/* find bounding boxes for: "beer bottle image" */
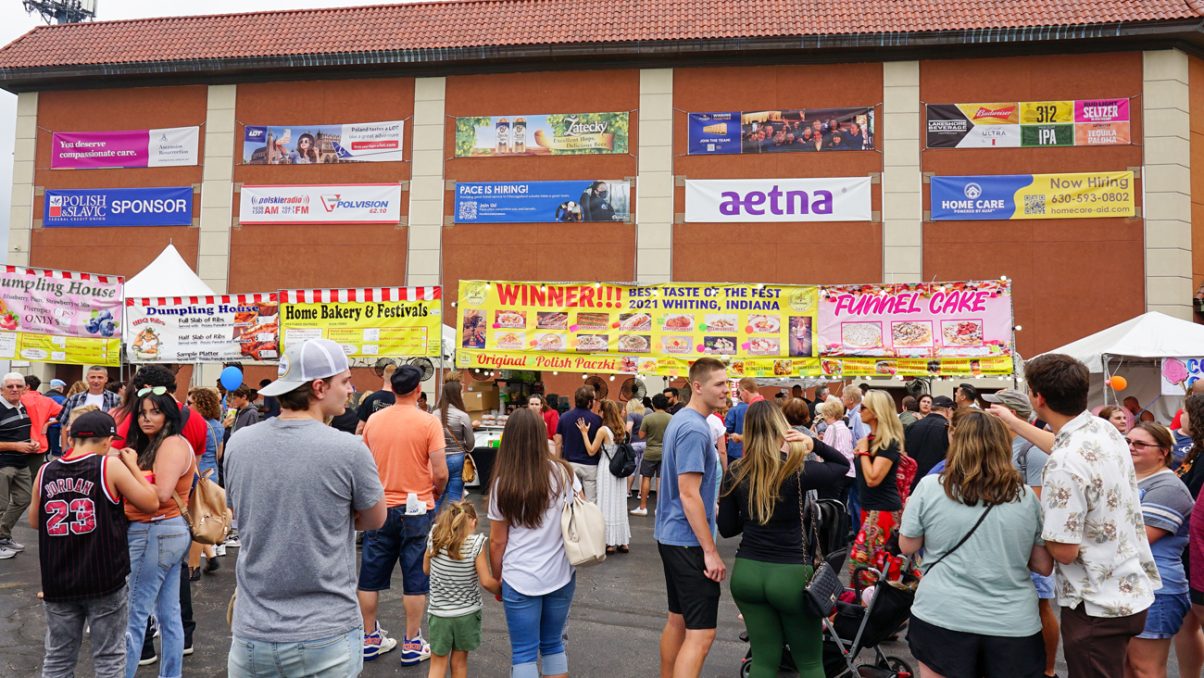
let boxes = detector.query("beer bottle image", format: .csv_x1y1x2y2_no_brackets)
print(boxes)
496,117,510,154
513,117,527,154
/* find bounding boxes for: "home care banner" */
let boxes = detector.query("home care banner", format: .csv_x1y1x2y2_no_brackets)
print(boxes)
239,184,403,225
684,178,872,222
930,172,1135,220
688,107,875,155
454,180,630,223
926,99,1131,148
454,113,629,157
125,294,279,363
279,287,441,362
44,187,193,228
0,265,123,366
241,120,404,164
51,127,200,169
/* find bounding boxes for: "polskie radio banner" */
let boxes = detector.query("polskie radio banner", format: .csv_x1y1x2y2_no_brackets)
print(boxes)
51,126,200,169
454,180,630,224
0,265,123,366
930,171,1135,221
688,107,874,155
241,120,404,164
279,287,442,362
239,184,403,225
925,99,1131,149
125,294,279,364
454,113,629,157
684,177,871,222
44,187,193,228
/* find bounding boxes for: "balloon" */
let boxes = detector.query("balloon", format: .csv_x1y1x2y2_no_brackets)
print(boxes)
1107,375,1128,391
220,366,244,391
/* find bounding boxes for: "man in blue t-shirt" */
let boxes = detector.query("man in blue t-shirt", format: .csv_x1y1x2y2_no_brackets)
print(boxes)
555,385,602,502
724,378,764,465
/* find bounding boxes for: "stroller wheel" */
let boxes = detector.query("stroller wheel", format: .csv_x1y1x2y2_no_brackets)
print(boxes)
886,656,913,677
739,658,752,678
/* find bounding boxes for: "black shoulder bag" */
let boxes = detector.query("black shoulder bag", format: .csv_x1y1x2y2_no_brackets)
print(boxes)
799,472,842,617
921,503,996,574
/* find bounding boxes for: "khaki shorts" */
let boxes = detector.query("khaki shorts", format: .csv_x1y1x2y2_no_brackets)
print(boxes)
428,610,482,655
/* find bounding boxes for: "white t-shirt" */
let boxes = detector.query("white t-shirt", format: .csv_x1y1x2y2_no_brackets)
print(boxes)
84,393,104,409
488,463,581,596
707,413,725,450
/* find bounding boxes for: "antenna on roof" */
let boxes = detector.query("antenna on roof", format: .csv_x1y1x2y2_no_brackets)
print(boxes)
23,0,96,24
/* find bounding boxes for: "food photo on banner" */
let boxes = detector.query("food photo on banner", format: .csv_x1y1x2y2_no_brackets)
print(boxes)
684,177,872,222
925,98,1131,149
454,180,630,224
43,187,193,228
454,112,629,157
930,171,1135,220
241,120,404,164
124,294,279,363
0,265,123,366
50,126,200,169
687,107,874,155
239,184,403,225
278,287,441,363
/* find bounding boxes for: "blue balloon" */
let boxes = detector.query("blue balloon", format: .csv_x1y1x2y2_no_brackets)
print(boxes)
220,366,243,392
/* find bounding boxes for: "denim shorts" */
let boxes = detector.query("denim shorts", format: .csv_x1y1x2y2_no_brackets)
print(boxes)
1030,571,1056,600
1138,592,1191,639
358,507,432,594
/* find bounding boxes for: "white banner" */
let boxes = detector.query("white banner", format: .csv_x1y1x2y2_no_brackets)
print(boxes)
239,184,403,224
684,177,872,222
147,126,201,167
125,294,279,363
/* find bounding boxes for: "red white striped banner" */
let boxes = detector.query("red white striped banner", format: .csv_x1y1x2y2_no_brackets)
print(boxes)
280,287,441,304
3,264,122,285
126,293,277,307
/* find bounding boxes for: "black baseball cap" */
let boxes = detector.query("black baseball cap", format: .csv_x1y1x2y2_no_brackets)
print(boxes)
70,410,117,439
931,395,956,409
390,364,423,395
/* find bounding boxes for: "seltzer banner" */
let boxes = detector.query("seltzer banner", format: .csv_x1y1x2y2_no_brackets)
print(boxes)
44,187,193,228
125,294,279,363
455,113,629,157
454,180,630,224
684,178,872,222
239,184,402,225
688,107,875,155
930,172,1136,221
0,265,123,366
51,127,200,169
926,99,1131,149
279,287,442,362
242,120,404,164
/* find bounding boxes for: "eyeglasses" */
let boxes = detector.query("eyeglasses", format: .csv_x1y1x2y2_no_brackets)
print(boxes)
1125,439,1160,450
137,386,168,397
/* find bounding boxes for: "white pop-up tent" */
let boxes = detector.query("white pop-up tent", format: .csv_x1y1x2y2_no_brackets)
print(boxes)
1042,311,1204,421
123,244,214,299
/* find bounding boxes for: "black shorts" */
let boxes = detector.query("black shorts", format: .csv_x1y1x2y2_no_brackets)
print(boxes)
658,543,720,630
1192,588,1204,606
641,459,661,478
908,615,1044,678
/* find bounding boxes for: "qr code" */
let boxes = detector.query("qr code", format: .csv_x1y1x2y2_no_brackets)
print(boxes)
1023,194,1045,215
458,200,478,221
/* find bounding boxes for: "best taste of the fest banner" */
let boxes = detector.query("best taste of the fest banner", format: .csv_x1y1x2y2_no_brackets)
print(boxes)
241,121,404,164
0,266,123,366
926,99,1131,148
931,171,1135,221
51,127,200,169
454,113,629,157
125,294,279,363
279,287,441,362
688,107,875,155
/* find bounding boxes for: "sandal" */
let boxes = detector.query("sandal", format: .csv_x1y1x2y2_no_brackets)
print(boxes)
605,546,617,555
617,545,630,554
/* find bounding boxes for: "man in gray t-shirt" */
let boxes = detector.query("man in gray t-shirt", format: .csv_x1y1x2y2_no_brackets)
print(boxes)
225,339,386,676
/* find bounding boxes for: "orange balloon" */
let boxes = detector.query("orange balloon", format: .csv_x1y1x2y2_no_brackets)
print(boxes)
1109,376,1128,391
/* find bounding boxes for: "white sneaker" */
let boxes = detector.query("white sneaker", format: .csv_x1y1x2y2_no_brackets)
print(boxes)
0,546,16,560
215,543,227,557
0,537,24,552
629,507,648,516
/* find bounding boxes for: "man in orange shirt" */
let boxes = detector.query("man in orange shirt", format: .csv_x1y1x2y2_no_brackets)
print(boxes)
20,375,62,472
358,364,448,666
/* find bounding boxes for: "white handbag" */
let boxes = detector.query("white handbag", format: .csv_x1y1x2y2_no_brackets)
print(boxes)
561,494,607,567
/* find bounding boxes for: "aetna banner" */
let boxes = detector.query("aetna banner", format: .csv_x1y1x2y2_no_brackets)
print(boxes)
684,177,872,223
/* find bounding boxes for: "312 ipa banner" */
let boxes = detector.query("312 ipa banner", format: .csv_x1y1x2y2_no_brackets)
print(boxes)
51,127,200,169
688,107,874,155
926,99,1131,148
0,265,123,366
454,113,629,157
279,287,442,362
125,294,279,363
241,120,404,164
930,172,1135,221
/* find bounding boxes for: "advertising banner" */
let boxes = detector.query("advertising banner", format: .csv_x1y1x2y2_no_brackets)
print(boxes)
0,265,123,366
279,287,441,362
125,294,279,363
239,184,403,225
930,172,1135,221
241,120,404,164
688,107,875,155
926,98,1130,148
44,187,193,228
454,113,629,157
454,180,630,224
51,127,200,169
684,177,872,222
1161,358,1204,396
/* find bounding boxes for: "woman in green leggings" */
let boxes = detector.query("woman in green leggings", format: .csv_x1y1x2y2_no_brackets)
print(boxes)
718,400,852,678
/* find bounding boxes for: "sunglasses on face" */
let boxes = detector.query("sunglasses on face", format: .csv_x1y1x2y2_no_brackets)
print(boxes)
137,386,168,397
1125,438,1160,450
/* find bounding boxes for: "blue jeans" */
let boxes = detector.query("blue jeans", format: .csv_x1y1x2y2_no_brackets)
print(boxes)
501,575,575,678
435,453,466,515
125,517,190,678
228,627,363,678
358,508,432,594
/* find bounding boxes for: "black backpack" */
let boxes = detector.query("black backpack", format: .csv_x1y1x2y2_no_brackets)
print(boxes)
605,439,639,478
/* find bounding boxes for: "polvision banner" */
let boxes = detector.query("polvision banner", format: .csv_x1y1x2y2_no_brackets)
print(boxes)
926,99,1131,148
0,265,123,366
51,127,200,169
279,287,441,362
688,107,874,155
239,184,403,225
44,187,193,228
454,113,629,157
454,180,630,224
241,120,404,164
125,294,279,363
684,178,872,222
930,172,1135,221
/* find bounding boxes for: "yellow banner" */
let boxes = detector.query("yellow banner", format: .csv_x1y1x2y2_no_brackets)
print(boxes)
1019,101,1074,125
11,333,121,367
280,297,442,362
1011,171,1135,220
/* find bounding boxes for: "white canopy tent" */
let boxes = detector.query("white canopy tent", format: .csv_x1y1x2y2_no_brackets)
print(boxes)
123,244,214,299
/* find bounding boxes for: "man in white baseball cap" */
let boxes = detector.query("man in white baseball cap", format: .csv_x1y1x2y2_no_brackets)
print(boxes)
223,339,386,676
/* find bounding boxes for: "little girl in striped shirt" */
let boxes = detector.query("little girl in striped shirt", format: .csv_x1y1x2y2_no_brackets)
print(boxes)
423,501,500,678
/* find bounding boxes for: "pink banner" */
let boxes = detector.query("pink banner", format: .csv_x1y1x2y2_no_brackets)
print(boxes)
1074,98,1129,123
51,126,200,169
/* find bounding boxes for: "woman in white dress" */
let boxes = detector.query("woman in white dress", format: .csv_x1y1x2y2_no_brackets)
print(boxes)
576,399,632,553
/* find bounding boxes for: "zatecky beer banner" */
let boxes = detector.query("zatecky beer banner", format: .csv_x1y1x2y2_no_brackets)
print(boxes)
454,113,629,157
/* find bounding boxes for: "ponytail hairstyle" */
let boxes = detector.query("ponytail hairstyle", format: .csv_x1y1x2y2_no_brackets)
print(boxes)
429,501,478,560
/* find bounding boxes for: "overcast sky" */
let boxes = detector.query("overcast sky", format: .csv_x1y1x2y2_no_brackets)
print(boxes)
0,0,388,258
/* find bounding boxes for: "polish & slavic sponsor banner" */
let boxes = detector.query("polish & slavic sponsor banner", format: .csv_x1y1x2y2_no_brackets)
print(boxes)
239,184,402,225
125,294,279,363
930,172,1135,221
687,107,875,155
454,180,630,224
51,127,200,169
241,121,404,164
0,265,123,366
684,177,872,222
279,287,441,362
454,113,629,157
44,187,193,228
926,98,1130,149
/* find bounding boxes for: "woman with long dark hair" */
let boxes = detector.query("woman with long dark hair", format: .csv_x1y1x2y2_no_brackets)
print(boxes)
1177,394,1204,677
578,399,632,553
437,380,475,515
488,409,579,678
